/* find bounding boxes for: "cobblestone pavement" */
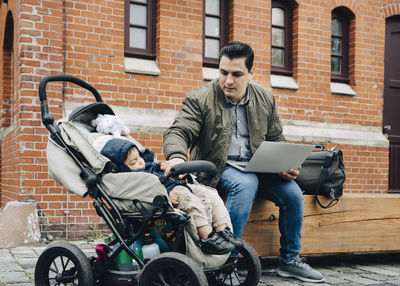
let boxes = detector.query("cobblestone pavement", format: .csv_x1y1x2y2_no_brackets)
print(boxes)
260,252,400,285
0,239,399,285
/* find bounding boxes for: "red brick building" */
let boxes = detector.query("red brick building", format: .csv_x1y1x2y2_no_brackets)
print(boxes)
0,0,398,240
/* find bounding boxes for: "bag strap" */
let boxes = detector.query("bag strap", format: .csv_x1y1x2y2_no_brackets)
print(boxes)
315,148,339,208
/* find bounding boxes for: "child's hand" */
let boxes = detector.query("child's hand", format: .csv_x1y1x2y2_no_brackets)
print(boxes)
168,190,179,206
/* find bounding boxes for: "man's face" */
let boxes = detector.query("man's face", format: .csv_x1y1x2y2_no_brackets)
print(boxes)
124,147,145,171
219,55,252,104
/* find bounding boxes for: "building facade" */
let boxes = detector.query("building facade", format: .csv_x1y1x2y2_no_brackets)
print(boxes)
0,0,398,239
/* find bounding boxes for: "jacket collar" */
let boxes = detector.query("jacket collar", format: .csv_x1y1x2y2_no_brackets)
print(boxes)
213,79,252,108
223,89,249,106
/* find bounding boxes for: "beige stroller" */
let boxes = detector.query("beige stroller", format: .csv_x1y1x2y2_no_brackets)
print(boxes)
34,75,261,286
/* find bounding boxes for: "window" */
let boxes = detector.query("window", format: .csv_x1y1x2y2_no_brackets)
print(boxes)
271,0,293,75
2,11,14,128
331,8,350,82
203,0,229,67
124,0,156,59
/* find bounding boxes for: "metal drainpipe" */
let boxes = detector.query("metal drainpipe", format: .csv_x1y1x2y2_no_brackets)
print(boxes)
62,0,69,241
65,192,70,240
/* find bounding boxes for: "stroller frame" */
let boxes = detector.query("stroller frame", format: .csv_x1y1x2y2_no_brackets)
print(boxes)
34,74,261,286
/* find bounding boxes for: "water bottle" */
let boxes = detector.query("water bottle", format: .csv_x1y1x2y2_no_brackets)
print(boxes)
130,236,144,261
112,234,136,271
104,235,111,244
148,228,169,253
115,250,136,271
142,232,160,262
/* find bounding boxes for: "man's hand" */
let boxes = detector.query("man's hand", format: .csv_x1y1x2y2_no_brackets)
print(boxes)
279,166,301,181
160,158,185,174
168,190,180,206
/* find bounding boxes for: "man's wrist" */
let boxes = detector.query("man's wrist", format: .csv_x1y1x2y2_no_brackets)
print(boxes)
168,154,187,162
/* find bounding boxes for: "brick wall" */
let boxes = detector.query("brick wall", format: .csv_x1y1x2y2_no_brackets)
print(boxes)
274,0,388,193
0,0,392,239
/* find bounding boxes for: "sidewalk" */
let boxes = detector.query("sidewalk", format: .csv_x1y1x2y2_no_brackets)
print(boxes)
0,239,400,285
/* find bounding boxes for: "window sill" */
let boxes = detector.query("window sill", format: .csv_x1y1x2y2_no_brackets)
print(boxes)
124,57,160,76
202,67,219,81
282,119,388,148
330,82,355,96
270,74,299,90
64,102,176,134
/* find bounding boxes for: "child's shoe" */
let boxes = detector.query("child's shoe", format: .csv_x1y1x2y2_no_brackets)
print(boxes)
217,227,243,247
201,231,235,255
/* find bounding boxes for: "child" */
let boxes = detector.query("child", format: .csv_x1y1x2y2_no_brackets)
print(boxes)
99,137,241,255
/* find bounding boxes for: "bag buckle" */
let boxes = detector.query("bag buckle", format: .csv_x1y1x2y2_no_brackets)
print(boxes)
330,189,336,199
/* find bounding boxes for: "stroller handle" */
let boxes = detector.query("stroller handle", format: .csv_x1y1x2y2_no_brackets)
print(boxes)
170,160,217,180
39,74,102,102
38,75,102,133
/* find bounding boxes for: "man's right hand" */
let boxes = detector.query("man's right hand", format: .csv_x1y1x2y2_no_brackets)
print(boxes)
161,158,185,174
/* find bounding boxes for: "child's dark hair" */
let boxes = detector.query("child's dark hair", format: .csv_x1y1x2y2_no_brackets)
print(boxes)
218,41,254,72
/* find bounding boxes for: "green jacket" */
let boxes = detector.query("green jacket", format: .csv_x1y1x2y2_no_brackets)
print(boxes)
163,79,285,187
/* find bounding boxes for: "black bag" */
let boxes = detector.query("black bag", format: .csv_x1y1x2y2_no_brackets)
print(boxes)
296,145,346,208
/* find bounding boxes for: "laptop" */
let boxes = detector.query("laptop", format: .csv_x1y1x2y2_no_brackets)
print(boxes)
227,141,315,173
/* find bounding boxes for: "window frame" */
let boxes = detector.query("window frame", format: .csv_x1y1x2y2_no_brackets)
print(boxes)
124,0,156,59
202,0,229,68
271,0,293,76
331,8,350,83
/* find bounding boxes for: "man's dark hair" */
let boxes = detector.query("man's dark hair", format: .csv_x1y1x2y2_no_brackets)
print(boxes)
218,41,254,72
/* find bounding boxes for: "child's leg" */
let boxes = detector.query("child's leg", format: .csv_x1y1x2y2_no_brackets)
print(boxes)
197,225,212,240
171,185,212,240
171,185,235,254
189,184,243,247
189,184,231,231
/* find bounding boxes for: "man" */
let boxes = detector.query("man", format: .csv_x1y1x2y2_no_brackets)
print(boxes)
161,41,325,283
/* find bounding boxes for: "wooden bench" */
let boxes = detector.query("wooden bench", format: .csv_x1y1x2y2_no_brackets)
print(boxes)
242,194,400,256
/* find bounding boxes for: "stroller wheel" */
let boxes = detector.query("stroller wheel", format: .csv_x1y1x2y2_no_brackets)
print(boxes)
138,252,208,286
35,241,94,286
208,240,261,286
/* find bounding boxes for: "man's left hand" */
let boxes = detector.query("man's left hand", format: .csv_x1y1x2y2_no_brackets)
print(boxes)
279,166,301,181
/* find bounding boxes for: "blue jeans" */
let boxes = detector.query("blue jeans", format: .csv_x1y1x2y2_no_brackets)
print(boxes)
217,166,304,261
